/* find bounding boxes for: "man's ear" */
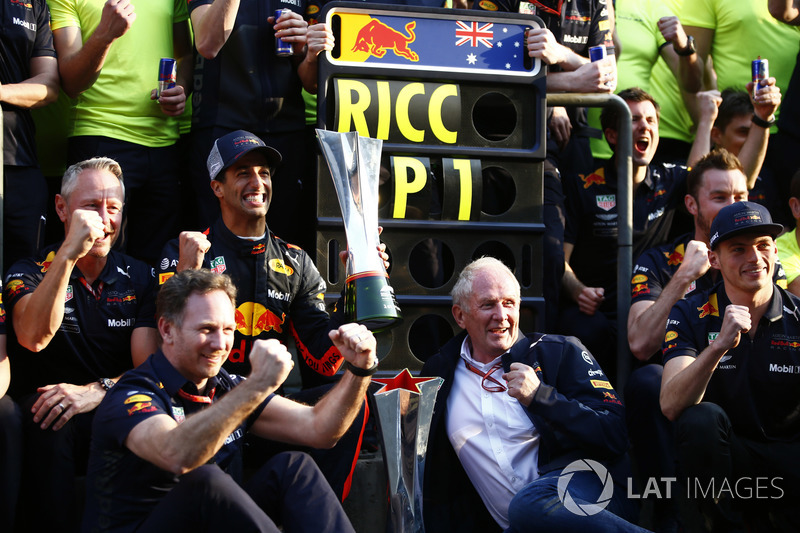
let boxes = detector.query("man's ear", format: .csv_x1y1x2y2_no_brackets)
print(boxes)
709,250,721,271
55,194,69,223
210,179,224,199
452,305,466,329
710,126,723,148
789,197,800,220
685,193,698,216
158,316,174,345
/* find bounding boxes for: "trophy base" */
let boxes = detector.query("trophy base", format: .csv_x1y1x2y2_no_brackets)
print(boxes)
345,272,403,332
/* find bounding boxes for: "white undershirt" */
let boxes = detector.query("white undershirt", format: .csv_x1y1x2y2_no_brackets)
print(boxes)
446,336,540,529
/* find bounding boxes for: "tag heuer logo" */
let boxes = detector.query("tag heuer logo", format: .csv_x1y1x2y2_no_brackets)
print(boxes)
596,195,616,211
65,285,73,302
210,256,226,274
708,332,719,345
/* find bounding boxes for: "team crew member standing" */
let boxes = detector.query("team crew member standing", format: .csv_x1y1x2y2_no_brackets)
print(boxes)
83,269,375,532
0,0,59,270
3,157,159,532
661,201,800,530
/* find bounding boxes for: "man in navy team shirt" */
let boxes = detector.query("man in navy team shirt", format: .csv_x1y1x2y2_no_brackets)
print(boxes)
82,269,376,532
661,201,800,530
2,157,159,531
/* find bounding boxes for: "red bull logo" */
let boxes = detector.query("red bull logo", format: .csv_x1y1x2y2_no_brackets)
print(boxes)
665,244,685,266
352,19,419,61
234,302,285,336
697,294,719,318
36,251,56,273
580,171,605,188
127,402,155,416
632,283,649,297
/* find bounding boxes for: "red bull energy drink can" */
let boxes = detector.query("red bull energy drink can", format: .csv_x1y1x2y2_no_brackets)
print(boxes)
752,57,769,97
157,58,176,98
589,45,606,62
274,9,292,57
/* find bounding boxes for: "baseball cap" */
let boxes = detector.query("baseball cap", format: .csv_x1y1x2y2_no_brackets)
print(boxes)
207,130,282,181
709,201,783,250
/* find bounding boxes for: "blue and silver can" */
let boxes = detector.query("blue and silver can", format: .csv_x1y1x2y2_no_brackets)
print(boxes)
275,9,292,57
752,57,769,97
157,58,176,99
589,45,606,62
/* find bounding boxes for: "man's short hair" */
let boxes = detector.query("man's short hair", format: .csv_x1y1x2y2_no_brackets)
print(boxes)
600,87,661,133
686,148,744,199
61,157,126,203
451,257,519,311
715,89,753,132
157,270,238,327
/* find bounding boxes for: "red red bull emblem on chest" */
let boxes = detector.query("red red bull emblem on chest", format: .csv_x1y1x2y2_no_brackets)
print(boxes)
665,244,685,266
352,19,419,61
580,170,605,188
234,302,286,336
697,294,719,318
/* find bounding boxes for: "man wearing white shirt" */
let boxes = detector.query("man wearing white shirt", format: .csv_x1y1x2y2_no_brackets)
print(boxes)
420,257,646,532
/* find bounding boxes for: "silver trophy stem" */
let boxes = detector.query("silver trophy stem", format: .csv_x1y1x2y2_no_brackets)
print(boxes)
373,375,443,533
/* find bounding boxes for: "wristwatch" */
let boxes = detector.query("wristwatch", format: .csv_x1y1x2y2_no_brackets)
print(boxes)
98,377,116,391
674,35,696,57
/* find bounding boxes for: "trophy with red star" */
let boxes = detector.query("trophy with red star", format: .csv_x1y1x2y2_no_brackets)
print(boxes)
372,369,443,532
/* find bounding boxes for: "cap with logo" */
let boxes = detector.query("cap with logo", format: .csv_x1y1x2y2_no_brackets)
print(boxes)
207,130,282,181
708,201,783,250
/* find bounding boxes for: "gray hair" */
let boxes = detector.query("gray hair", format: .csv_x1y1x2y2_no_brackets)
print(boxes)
61,157,125,202
451,257,519,311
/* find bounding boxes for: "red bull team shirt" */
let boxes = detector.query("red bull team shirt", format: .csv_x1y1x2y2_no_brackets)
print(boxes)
662,283,800,442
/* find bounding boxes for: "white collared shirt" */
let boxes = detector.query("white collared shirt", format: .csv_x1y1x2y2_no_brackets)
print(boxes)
446,336,540,528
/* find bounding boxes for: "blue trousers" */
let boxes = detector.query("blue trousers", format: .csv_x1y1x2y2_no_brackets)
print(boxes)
506,467,648,533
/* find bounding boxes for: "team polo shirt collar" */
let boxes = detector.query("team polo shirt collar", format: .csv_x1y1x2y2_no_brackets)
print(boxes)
604,159,656,190
213,217,270,257
69,249,130,288
149,349,221,399
715,283,787,326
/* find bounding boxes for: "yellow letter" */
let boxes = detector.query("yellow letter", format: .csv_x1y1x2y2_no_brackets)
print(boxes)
452,159,473,220
392,157,428,218
396,83,425,142
336,79,371,136
429,84,458,144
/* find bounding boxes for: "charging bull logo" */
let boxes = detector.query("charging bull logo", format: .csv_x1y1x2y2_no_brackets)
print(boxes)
234,302,285,336
664,244,685,266
36,251,56,273
580,170,605,188
697,293,719,318
352,19,419,61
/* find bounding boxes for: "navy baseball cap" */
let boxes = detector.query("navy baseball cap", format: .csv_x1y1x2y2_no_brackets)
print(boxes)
709,201,783,250
207,130,282,181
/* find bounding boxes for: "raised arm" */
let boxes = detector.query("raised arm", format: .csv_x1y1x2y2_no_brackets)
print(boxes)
126,338,292,474
628,241,711,360
661,304,750,421
298,22,334,94
53,0,136,98
12,209,106,351
687,90,721,168
562,243,605,316
251,323,376,448
658,16,703,94
738,78,781,189
190,0,240,59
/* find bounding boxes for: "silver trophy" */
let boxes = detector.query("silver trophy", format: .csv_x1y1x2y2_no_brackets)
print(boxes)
316,129,402,331
373,370,443,533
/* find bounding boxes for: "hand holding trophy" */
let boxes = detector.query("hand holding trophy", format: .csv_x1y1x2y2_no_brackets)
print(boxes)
317,129,402,331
